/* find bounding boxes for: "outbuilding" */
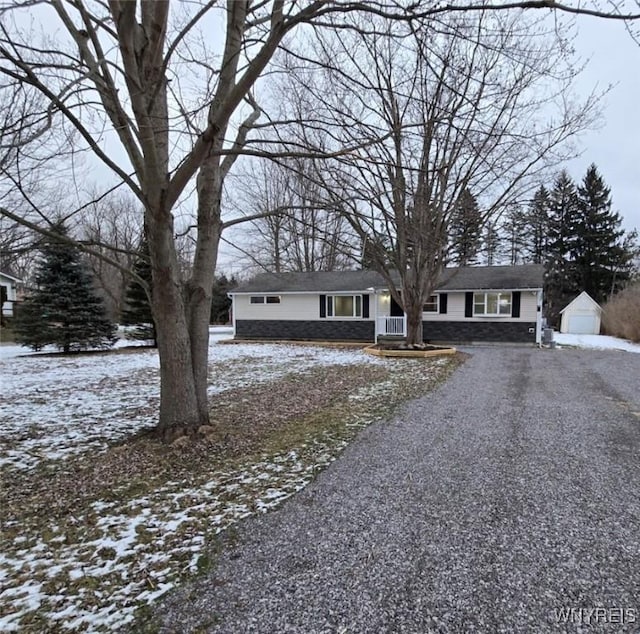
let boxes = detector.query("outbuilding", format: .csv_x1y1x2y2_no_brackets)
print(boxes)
559,291,602,334
0,271,22,319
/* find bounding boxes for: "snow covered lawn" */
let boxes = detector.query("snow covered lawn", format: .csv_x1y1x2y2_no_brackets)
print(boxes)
554,332,640,353
0,331,460,632
0,328,382,471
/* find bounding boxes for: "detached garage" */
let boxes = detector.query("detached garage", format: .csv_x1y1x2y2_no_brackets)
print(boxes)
559,291,602,334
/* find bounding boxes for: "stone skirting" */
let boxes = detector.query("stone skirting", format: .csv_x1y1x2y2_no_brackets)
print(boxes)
234,319,536,343
423,321,537,344
234,319,375,341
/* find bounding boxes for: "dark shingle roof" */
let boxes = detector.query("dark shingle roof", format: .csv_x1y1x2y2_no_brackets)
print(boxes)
437,264,544,291
230,265,544,294
230,270,385,293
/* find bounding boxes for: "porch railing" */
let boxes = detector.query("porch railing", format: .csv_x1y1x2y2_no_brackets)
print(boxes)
377,316,406,337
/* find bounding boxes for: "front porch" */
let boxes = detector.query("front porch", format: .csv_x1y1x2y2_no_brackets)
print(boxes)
374,292,406,340
376,315,407,338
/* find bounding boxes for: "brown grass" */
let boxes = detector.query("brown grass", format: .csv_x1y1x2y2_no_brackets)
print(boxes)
601,283,640,343
1,352,467,632
2,356,465,527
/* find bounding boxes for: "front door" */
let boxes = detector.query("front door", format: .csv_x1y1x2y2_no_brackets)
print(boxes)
390,296,404,317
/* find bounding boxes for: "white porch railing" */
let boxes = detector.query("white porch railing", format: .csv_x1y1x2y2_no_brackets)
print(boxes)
377,315,406,337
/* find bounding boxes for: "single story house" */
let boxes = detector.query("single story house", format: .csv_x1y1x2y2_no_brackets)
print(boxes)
229,264,544,345
0,271,22,318
559,291,602,335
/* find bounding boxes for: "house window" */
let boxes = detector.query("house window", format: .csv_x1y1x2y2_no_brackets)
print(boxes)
473,292,511,316
423,294,438,313
250,295,281,304
327,295,362,318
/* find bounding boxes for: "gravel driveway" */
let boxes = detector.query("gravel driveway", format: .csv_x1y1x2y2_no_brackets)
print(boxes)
153,348,640,633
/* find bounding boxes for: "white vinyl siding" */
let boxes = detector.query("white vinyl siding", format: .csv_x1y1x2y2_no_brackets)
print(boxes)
235,290,539,323
235,293,373,321
1,274,19,317
420,292,537,322
559,291,601,334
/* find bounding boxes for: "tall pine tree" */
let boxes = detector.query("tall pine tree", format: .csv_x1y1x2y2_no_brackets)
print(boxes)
501,204,528,265
523,185,550,264
544,170,580,326
14,222,117,352
481,221,501,266
448,189,482,266
571,164,630,304
121,236,156,346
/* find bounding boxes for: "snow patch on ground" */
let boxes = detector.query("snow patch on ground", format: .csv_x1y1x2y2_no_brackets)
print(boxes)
0,405,380,632
0,327,434,631
0,325,234,361
554,333,640,353
0,331,379,470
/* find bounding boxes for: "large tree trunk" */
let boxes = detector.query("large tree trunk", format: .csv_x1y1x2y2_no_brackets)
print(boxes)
185,158,224,424
132,5,205,441
147,205,202,441
405,300,424,345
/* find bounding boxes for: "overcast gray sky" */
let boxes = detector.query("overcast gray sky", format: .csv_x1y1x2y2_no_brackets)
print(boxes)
568,17,639,232
219,15,640,273
14,3,637,275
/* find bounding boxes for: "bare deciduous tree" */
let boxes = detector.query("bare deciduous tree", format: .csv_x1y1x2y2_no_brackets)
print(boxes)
0,217,38,281
78,191,143,320
232,158,356,273
286,10,601,343
1,1,638,436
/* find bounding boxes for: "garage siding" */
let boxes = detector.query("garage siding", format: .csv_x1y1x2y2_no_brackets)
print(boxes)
560,292,601,335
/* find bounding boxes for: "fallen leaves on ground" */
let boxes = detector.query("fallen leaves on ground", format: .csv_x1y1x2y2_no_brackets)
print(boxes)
0,346,464,632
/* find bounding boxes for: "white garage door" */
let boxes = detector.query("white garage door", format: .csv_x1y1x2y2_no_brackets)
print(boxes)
568,314,597,334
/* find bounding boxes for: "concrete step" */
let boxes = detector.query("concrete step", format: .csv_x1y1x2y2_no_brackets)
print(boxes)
377,335,407,343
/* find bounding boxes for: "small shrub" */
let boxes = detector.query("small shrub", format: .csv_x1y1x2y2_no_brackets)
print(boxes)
601,283,640,343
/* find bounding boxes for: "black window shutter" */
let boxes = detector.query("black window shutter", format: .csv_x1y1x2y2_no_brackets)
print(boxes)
439,293,448,314
465,292,473,318
512,291,521,318
319,295,326,318
362,294,369,318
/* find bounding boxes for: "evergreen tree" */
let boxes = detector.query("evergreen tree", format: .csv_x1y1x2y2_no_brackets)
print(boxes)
448,189,482,266
361,234,394,270
523,185,550,264
14,223,117,352
211,274,236,324
544,170,581,325
500,204,528,265
13,300,50,350
121,236,156,346
481,221,501,266
571,164,631,303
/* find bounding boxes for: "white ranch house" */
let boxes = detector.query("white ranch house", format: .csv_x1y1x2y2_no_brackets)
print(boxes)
229,265,544,345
